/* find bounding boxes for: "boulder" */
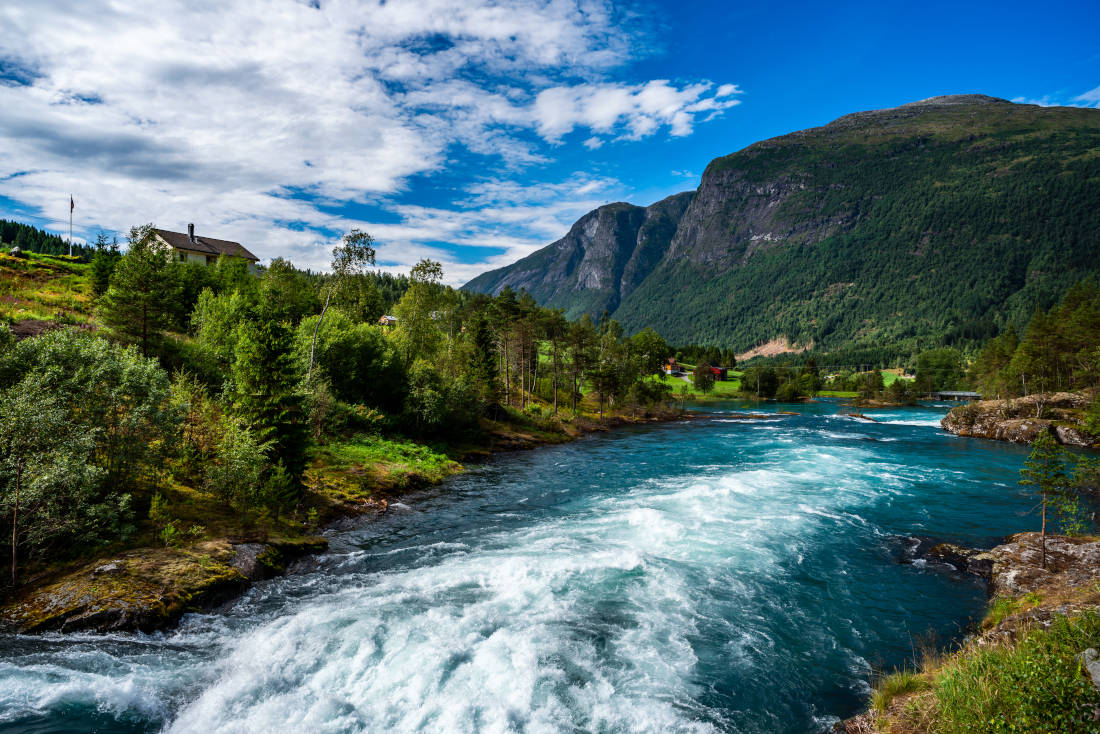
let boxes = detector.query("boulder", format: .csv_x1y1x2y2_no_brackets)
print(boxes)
925,543,994,578
987,533,1100,598
941,392,1096,446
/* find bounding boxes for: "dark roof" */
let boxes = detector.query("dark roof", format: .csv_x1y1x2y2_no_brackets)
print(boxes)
154,228,258,261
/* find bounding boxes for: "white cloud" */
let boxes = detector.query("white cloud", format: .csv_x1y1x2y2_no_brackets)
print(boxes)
1072,85,1100,107
0,0,741,282
1012,85,1100,109
533,79,742,143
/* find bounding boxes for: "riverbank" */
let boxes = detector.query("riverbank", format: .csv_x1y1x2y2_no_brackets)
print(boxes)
842,531,1100,732
0,403,693,634
941,390,1098,447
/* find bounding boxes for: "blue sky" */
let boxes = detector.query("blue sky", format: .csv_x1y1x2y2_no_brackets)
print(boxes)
0,0,1097,283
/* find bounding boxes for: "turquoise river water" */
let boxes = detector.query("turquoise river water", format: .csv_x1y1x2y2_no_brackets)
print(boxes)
0,400,1039,733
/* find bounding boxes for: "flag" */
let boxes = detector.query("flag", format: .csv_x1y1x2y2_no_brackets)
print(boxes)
70,195,74,212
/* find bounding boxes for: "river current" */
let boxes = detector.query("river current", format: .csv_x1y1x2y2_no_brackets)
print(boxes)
0,400,1037,733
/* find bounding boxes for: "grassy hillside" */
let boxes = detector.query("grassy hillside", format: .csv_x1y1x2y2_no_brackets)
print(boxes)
0,248,95,328
615,100,1100,359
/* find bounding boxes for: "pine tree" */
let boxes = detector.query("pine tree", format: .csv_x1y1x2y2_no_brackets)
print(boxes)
233,311,308,485
1019,431,1071,569
90,232,120,297
99,225,175,356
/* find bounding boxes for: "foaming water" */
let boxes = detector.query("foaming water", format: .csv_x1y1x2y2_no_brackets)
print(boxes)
0,400,1036,733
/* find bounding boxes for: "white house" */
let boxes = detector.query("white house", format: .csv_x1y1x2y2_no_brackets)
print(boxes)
154,224,259,273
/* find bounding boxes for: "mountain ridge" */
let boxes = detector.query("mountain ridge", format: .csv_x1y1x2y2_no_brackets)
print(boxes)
464,95,1100,357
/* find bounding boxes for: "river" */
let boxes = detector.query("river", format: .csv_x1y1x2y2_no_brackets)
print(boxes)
0,400,1036,733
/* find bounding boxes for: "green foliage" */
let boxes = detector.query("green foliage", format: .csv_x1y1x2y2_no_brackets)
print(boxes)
99,224,176,356
859,369,885,399
741,365,778,398
884,376,918,405
0,219,92,258
232,311,308,480
203,414,270,510
89,232,120,297
0,372,127,581
915,348,965,393
401,359,478,437
190,287,254,374
296,309,404,411
929,612,1100,733
393,259,445,366
1019,432,1089,547
692,361,716,394
972,282,1100,398
872,671,930,714
0,328,177,490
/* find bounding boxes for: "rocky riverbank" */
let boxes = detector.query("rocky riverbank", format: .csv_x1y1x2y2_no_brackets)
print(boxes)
840,531,1100,731
941,390,1097,447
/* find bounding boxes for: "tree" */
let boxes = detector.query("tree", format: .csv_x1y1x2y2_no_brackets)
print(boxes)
90,232,120,297
296,309,405,412
630,328,670,377
0,328,176,491
915,348,965,394
467,314,500,409
858,369,885,399
99,225,176,356
692,361,715,394
233,312,308,482
394,259,445,366
1019,431,1072,569
308,230,375,381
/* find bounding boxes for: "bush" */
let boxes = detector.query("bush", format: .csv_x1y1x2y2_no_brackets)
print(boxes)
203,415,270,510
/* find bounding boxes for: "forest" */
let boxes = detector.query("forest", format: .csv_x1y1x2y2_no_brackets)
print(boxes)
0,224,677,584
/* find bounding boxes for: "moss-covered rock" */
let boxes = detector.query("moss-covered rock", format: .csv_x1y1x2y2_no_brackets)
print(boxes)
0,542,249,633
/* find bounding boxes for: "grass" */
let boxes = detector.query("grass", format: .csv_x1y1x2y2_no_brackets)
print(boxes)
982,592,1043,629
873,611,1100,733
872,671,932,714
0,249,94,325
818,390,859,398
309,433,462,502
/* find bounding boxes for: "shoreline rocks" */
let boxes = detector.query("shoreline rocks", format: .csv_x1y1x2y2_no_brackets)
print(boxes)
941,391,1097,446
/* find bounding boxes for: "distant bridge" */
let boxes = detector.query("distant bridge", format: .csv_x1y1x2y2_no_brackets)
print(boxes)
929,391,981,401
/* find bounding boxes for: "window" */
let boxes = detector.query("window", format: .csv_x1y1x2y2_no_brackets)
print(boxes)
206,255,215,265
178,252,187,262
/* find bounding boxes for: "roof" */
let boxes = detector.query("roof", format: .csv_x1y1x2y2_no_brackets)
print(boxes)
154,228,258,261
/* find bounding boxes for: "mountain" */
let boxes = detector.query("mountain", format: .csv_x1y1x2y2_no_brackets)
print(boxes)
463,191,693,320
464,95,1100,359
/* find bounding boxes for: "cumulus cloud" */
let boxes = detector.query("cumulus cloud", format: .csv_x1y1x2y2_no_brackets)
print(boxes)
533,80,742,143
0,0,742,282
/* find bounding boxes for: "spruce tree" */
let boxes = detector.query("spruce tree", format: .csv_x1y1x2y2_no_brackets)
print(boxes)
232,310,308,484
99,225,174,356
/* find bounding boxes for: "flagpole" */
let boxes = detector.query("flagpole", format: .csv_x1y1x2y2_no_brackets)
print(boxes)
68,195,73,257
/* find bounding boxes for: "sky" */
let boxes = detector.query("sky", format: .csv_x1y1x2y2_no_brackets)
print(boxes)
0,0,1097,285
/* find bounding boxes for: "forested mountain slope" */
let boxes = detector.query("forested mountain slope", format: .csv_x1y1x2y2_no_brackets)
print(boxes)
464,95,1100,358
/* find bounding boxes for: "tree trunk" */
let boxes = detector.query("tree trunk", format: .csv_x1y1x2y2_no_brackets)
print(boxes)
10,466,19,586
1041,491,1047,570
503,338,510,407
552,342,559,416
307,290,332,382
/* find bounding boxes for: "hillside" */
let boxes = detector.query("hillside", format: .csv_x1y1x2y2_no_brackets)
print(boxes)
464,95,1100,358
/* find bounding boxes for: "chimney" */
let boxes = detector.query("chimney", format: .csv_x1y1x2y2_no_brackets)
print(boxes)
188,223,195,243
